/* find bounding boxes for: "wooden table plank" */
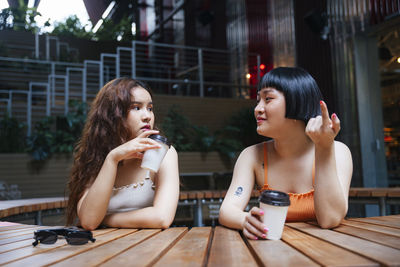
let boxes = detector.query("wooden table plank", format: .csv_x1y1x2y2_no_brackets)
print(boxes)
208,226,258,267
0,227,46,239
211,191,221,198
333,224,400,249
348,217,400,229
0,224,34,232
196,191,205,199
373,215,400,223
288,222,400,266
348,188,357,197
340,220,400,237
0,232,33,246
356,188,373,197
101,227,188,267
348,187,400,197
282,225,376,266
370,188,390,197
2,228,135,266
247,236,319,266
0,238,33,254
203,190,213,199
154,227,212,267
179,191,188,200
388,189,400,197
188,191,197,200
0,221,21,227
0,225,42,236
51,229,160,267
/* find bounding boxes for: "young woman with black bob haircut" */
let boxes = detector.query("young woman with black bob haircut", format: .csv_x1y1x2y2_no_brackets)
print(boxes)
219,67,352,239
66,78,179,230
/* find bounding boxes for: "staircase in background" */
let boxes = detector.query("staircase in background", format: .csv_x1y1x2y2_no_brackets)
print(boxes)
0,35,260,136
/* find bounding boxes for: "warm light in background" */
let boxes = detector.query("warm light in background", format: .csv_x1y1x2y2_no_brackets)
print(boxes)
246,73,251,79
397,57,400,63
260,64,265,70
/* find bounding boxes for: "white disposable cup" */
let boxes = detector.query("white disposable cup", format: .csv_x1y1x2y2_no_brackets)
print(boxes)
259,190,290,240
140,135,170,172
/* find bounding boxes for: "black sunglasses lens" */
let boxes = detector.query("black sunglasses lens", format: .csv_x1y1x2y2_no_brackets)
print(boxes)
66,232,90,245
36,232,57,244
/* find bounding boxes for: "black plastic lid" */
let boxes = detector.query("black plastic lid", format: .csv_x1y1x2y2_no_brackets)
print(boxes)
259,190,290,206
149,134,170,147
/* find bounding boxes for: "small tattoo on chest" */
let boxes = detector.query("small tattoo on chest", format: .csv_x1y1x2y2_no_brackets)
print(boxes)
234,186,243,196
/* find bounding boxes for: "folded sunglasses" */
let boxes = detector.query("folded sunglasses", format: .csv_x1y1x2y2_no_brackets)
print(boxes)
32,228,96,246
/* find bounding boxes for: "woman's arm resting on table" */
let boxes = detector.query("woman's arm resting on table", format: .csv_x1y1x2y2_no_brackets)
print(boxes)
77,154,118,231
102,146,180,229
307,101,353,228
314,141,352,228
219,145,267,240
77,130,161,230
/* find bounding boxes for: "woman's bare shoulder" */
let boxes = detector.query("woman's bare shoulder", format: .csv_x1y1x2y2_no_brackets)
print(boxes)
239,141,268,161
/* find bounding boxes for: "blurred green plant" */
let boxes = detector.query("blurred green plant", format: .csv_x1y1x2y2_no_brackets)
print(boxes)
51,15,93,40
53,100,87,154
26,116,54,161
217,107,266,148
0,0,41,32
0,114,26,153
161,105,196,151
26,100,87,161
161,105,263,159
94,15,135,42
50,15,134,42
0,41,9,57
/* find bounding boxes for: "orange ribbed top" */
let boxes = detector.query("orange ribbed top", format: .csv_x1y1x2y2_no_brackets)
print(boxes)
260,142,316,222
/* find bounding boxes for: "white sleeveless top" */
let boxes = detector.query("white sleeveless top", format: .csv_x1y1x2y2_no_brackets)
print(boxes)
107,170,155,214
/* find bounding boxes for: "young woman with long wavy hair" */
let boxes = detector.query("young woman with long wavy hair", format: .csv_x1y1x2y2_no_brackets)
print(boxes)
219,67,353,239
66,78,179,230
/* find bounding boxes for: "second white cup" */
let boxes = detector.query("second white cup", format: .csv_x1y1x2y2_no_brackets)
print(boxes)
259,190,290,240
140,134,170,172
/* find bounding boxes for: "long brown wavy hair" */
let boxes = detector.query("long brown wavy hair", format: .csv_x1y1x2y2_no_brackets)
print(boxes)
66,77,153,225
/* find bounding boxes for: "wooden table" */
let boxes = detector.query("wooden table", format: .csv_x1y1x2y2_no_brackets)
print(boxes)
0,215,399,266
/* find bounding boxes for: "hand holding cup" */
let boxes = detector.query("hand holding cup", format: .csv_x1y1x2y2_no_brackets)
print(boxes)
242,206,269,240
108,130,162,163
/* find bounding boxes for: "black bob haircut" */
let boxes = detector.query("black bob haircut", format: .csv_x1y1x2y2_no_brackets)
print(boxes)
258,67,323,123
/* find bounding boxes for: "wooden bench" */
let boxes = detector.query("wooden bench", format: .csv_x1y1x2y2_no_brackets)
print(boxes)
180,188,400,226
1,188,398,226
0,197,67,225
0,191,253,227
349,187,400,216
178,190,260,226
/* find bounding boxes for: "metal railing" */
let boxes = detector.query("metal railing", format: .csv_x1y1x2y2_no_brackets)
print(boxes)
0,40,259,135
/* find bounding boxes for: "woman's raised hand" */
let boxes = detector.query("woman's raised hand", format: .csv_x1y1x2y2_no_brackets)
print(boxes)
108,130,162,163
242,207,269,240
306,101,341,148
